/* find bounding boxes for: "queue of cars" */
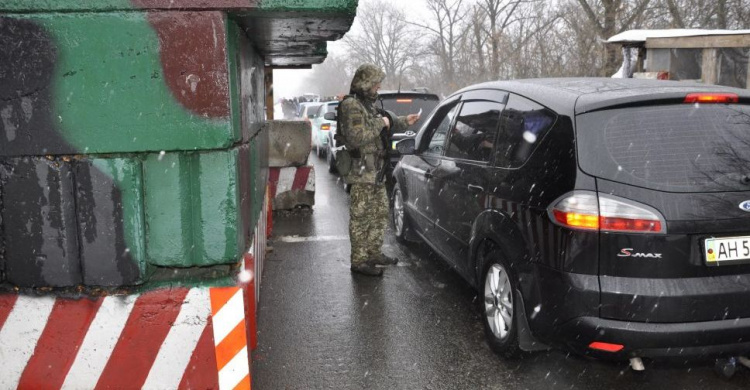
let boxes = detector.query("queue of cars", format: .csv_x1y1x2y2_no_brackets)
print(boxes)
390,78,750,368
310,101,339,157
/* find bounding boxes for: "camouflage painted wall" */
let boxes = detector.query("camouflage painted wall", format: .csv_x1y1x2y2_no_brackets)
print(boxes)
0,9,269,290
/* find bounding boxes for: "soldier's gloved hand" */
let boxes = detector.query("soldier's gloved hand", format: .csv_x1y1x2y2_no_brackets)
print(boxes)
382,116,391,129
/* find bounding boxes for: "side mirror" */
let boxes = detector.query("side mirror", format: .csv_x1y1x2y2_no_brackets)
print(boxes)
324,112,337,121
395,138,416,155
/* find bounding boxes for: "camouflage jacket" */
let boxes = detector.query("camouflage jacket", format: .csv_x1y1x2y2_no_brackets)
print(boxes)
339,65,408,185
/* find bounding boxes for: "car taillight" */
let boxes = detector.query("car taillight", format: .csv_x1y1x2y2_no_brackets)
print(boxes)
548,191,666,234
321,124,330,131
684,93,739,104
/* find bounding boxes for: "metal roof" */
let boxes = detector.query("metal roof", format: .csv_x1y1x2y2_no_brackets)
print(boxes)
453,78,750,115
607,29,750,44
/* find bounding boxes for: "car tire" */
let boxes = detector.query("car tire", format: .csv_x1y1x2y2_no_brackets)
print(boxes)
391,184,412,244
316,144,321,158
481,250,522,359
327,148,337,173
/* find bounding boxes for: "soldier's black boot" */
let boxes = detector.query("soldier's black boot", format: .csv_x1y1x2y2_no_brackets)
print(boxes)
351,263,384,276
369,254,398,266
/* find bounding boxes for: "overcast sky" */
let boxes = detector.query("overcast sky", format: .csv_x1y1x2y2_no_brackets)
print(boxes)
273,0,427,99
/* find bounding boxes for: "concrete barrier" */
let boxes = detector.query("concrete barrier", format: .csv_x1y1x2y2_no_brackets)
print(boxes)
0,188,272,389
267,121,312,168
269,166,315,210
0,286,250,390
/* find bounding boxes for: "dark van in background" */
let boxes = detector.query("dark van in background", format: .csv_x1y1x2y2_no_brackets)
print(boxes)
391,78,750,371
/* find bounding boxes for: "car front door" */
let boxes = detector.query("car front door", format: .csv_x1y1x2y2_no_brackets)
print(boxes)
429,96,506,275
398,100,460,239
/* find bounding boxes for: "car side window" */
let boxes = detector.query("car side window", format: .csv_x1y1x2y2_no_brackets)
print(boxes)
424,104,460,156
445,101,502,162
494,95,556,168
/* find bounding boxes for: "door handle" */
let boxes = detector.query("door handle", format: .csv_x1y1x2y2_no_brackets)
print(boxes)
467,184,484,192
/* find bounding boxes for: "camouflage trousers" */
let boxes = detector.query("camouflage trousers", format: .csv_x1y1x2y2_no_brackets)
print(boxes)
349,183,389,265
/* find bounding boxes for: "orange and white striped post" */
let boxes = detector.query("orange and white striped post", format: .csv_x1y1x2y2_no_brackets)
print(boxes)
209,287,251,390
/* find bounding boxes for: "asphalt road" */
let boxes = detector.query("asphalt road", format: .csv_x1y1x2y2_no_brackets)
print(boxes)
252,154,750,389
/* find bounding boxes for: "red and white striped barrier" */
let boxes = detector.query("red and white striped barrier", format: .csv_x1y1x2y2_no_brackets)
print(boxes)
0,287,248,390
268,166,315,210
0,184,271,390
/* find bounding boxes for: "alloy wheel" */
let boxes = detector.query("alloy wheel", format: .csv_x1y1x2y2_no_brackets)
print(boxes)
484,263,513,340
393,189,405,237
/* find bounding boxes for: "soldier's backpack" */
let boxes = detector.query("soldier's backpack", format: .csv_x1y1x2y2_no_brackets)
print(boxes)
334,96,356,176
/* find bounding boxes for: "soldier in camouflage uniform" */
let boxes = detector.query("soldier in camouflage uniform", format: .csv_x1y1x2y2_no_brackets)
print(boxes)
338,64,420,276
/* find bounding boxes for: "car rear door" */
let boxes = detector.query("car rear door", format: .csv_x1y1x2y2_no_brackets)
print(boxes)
576,99,750,323
429,95,507,274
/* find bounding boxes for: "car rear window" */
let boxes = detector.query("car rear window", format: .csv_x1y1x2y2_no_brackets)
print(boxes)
576,104,750,192
379,95,439,131
494,94,556,168
325,103,339,113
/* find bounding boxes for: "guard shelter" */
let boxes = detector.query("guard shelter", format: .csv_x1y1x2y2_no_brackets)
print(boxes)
608,29,750,89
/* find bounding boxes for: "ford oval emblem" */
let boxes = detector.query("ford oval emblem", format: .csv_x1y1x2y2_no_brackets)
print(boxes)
740,201,750,212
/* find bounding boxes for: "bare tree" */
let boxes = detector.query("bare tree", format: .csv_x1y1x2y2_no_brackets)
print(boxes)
333,0,750,95
469,4,489,81
343,0,423,89
477,0,530,79
303,53,355,97
401,0,469,95
505,2,563,78
573,0,652,76
730,0,750,28
659,0,750,28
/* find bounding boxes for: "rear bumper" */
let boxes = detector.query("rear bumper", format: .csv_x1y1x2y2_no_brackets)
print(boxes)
525,266,750,360
556,316,750,359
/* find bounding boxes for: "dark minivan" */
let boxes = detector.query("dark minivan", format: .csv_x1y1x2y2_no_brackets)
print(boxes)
391,78,750,367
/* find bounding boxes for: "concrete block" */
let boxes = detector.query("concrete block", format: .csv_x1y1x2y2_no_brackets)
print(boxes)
238,144,252,249
0,157,81,287
228,21,266,143
266,121,311,167
144,150,242,267
268,166,315,210
0,160,5,283
0,12,237,157
75,158,147,286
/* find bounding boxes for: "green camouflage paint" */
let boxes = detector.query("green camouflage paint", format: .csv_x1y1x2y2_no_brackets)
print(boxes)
6,12,237,156
0,0,258,12
1,1,354,289
143,149,241,267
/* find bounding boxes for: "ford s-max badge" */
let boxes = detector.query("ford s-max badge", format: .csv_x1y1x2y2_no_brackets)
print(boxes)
740,201,750,212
